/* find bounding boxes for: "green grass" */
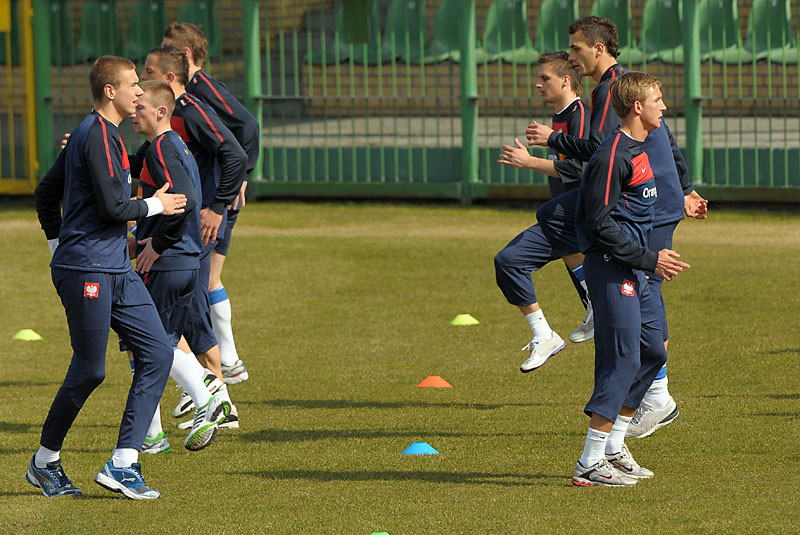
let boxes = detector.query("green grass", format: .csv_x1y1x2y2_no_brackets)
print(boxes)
1,202,798,534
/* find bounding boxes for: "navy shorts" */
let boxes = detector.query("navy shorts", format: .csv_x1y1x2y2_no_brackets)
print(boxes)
494,224,560,306
582,252,668,422
645,222,678,342
213,208,239,256
142,269,198,347
548,176,579,201
183,250,218,354
536,189,581,257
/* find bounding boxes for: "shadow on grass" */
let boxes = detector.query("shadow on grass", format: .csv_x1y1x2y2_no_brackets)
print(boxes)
0,422,38,433
765,394,800,400
238,398,543,411
0,448,29,455
0,381,61,388
237,428,582,443
231,469,562,487
764,348,800,355
751,412,799,418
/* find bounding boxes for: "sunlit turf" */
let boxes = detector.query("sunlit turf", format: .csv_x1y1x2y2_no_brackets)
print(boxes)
1,201,798,534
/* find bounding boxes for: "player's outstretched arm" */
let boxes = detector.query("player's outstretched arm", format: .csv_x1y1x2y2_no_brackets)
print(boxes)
498,138,559,177
654,249,690,281
152,182,188,215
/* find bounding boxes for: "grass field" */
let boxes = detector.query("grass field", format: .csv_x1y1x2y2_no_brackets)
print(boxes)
1,201,798,534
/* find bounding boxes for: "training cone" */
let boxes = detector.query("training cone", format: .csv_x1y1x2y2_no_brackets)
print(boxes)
371,532,390,535
450,313,479,326
401,442,439,455
417,376,452,388
12,329,42,341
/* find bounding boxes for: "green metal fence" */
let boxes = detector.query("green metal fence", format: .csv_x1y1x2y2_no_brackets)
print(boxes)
28,0,800,202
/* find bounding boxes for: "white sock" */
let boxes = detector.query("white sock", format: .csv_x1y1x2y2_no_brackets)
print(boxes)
171,349,211,408
645,376,671,409
605,415,632,455
146,403,163,439
579,427,609,468
215,382,232,404
524,309,552,340
35,446,60,468
111,447,138,468
209,286,240,367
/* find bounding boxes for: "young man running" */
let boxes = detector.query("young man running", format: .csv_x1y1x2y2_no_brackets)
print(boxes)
527,17,708,437
163,22,261,384
140,45,247,428
31,56,186,499
494,51,593,373
128,80,231,452
572,72,689,486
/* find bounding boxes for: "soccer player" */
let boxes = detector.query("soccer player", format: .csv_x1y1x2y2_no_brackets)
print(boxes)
494,52,593,372
128,80,231,452
526,17,708,437
140,45,247,428
162,22,260,384
571,72,689,486
30,56,186,499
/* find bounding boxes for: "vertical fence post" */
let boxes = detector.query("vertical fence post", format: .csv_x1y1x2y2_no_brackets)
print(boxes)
460,0,478,205
681,0,702,183
242,0,263,180
31,0,52,180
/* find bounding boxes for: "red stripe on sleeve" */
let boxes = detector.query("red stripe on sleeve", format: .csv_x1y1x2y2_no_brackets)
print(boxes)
578,101,585,137
605,133,621,206
598,69,616,133
186,96,224,143
198,72,234,115
98,117,114,178
156,136,173,188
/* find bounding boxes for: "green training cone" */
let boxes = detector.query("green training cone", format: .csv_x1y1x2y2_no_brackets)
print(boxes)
450,314,479,326
12,329,43,341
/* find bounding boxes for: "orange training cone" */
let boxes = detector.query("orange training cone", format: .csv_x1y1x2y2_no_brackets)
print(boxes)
417,376,452,388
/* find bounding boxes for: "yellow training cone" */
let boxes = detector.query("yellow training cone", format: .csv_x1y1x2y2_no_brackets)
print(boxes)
450,314,479,326
12,329,43,341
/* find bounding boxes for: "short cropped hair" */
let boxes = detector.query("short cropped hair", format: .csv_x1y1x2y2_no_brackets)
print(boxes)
611,72,661,118
139,80,176,116
163,22,208,68
538,51,582,96
569,16,620,59
148,45,190,86
89,55,136,102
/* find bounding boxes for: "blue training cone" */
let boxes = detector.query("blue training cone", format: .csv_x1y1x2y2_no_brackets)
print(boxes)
401,442,439,455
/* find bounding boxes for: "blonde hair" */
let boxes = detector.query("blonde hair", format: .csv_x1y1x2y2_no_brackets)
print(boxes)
610,72,661,118
89,56,136,102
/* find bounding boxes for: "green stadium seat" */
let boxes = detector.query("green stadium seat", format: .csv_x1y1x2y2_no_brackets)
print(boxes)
483,0,537,63
348,0,389,64
591,0,645,64
177,1,221,58
49,1,75,66
306,3,351,65
534,0,578,53
124,1,167,62
640,0,683,63
0,0,20,66
744,0,798,63
383,0,426,64
424,0,489,63
696,0,749,63
75,1,119,63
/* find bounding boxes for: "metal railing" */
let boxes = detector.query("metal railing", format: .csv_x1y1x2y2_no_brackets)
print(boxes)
19,0,800,202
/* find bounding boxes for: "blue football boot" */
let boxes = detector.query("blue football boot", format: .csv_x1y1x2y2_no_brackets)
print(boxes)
94,460,161,500
26,456,82,497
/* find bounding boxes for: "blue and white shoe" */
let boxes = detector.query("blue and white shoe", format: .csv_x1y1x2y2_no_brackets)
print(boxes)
26,456,82,497
94,461,161,500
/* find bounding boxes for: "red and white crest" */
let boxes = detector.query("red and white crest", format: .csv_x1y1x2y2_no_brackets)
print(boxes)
84,282,99,298
621,280,635,297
